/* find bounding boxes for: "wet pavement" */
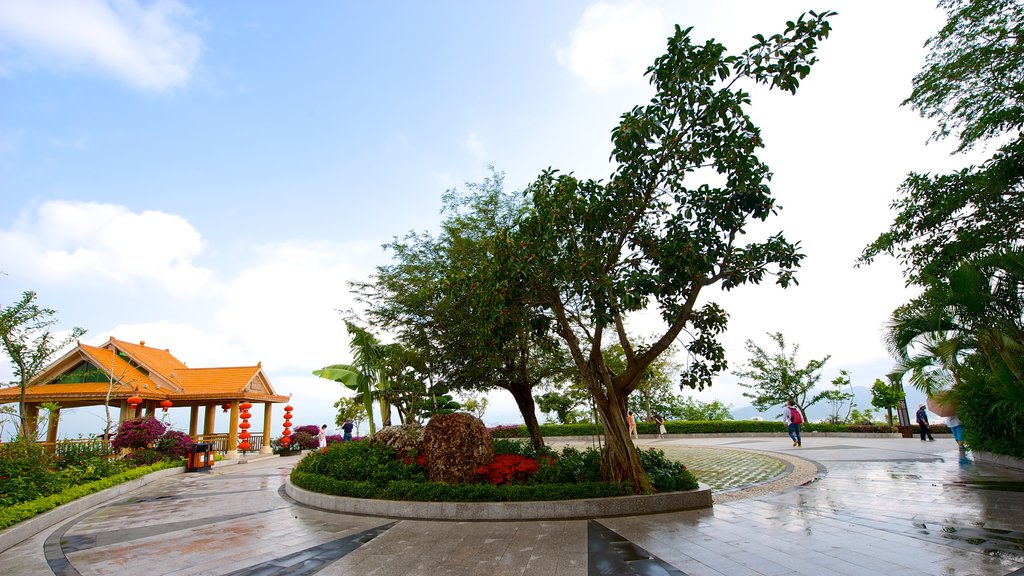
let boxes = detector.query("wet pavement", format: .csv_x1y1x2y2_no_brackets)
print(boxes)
1,435,1022,575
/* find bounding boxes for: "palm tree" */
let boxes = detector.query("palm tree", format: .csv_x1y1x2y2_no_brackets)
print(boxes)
314,321,390,437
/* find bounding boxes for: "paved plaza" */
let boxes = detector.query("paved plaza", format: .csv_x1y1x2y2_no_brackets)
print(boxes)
1,435,1023,575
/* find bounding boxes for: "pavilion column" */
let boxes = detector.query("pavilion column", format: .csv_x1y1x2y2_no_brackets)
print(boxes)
118,400,131,423
203,404,216,439
24,403,40,441
226,401,239,460
189,405,199,440
144,401,156,418
45,407,60,452
260,403,273,455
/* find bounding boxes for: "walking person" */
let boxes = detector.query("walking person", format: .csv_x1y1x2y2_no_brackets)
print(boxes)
786,399,803,447
947,413,965,450
318,424,328,448
654,413,666,439
628,411,638,440
916,404,935,441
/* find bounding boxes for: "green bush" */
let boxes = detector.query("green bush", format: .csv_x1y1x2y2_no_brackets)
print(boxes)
294,440,427,484
291,440,699,502
0,460,179,531
638,449,699,492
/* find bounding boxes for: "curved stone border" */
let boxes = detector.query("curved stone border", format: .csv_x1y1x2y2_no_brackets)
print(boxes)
284,479,713,521
973,450,1024,472
712,450,824,504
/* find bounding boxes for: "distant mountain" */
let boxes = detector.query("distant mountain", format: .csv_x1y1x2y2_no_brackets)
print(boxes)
728,386,932,424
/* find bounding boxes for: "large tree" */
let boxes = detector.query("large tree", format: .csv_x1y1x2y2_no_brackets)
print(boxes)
0,291,86,440
352,171,569,449
733,332,830,422
860,0,1024,282
511,13,834,492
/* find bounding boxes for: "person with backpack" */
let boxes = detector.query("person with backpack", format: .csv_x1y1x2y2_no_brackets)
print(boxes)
785,399,803,447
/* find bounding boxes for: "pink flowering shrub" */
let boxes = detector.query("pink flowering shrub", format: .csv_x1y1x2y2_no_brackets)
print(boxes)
112,417,167,451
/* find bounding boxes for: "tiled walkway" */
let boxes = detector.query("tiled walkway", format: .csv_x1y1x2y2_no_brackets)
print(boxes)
2,436,1023,575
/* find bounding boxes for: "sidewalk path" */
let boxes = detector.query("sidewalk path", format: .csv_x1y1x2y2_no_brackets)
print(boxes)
1,436,1022,575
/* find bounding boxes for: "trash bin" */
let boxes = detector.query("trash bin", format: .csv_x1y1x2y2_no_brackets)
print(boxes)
187,442,214,472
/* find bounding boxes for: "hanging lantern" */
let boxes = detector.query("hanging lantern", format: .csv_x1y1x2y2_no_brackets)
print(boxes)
221,403,231,413
160,400,173,412
237,401,252,452
281,404,294,449
127,395,143,407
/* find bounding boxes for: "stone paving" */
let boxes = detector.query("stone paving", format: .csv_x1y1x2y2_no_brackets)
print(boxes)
1,435,1022,575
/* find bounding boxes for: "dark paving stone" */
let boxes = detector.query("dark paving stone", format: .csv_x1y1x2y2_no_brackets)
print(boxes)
588,520,687,576
222,521,397,576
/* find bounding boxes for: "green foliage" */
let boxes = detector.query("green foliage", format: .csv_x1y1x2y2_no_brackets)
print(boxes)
0,290,87,438
733,332,830,419
494,420,902,436
291,438,698,502
294,440,427,484
870,378,905,425
637,449,699,492
537,390,591,425
956,360,1024,459
0,461,177,531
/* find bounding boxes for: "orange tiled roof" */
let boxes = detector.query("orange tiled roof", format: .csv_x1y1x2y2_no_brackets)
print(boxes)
0,338,288,406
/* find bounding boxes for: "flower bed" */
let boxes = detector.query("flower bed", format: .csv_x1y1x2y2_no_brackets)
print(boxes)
289,438,697,502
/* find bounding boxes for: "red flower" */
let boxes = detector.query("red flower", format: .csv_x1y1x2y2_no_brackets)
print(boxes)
476,454,541,485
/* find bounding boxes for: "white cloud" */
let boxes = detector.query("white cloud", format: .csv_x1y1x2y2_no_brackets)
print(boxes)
557,1,667,90
462,130,486,161
0,200,212,295
0,0,201,91
213,239,370,372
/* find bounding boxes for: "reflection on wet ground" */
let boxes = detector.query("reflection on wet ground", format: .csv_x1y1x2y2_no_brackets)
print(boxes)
1,436,1022,575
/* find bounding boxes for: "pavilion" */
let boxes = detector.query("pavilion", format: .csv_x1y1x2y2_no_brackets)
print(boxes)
0,337,290,459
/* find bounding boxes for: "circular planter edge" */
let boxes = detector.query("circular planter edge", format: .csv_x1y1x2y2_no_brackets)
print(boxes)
284,479,712,521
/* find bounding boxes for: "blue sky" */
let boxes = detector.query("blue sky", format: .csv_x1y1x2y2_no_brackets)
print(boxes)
1,1,960,438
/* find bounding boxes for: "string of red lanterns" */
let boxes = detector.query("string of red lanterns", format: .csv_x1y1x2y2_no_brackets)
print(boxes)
281,405,293,449
237,401,253,452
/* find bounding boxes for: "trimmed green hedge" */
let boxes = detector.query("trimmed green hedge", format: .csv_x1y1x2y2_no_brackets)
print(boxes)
496,420,899,437
291,470,631,502
0,460,180,531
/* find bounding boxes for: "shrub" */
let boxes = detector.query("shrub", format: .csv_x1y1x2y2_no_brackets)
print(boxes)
0,441,60,507
295,440,427,484
290,430,319,450
638,448,698,492
154,430,194,460
122,448,163,467
0,460,179,531
112,417,167,451
476,454,543,485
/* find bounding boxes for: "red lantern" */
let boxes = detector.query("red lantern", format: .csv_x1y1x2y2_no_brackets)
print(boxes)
280,404,294,450
237,401,253,453
221,403,231,413
127,396,142,407
160,400,173,412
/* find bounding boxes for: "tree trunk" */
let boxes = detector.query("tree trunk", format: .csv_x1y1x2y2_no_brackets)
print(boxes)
508,384,545,450
588,381,652,494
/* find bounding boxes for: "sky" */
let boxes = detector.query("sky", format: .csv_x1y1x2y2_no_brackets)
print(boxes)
0,0,969,439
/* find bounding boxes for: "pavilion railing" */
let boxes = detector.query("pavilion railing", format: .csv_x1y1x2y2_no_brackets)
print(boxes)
30,434,265,455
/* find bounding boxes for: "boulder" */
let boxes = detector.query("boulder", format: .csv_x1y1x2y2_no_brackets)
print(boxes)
370,422,424,462
422,413,493,484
